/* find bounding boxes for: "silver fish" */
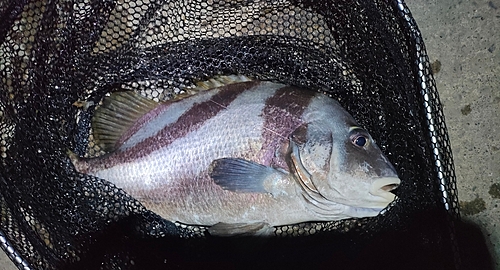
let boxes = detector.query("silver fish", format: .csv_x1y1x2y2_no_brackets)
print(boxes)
70,76,400,236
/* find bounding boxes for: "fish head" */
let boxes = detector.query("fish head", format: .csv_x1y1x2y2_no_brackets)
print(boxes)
287,100,400,219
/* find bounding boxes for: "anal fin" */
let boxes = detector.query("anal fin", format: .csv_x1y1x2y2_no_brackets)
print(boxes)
208,222,274,237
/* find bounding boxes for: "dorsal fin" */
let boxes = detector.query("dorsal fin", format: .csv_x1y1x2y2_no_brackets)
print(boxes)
169,75,253,101
92,91,158,152
91,75,251,151
188,74,252,91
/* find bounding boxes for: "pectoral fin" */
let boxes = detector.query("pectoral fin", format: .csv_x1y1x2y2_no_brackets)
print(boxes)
208,222,274,237
209,158,288,194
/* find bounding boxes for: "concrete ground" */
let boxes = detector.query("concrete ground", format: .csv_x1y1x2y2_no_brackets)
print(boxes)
406,0,500,268
1,0,498,269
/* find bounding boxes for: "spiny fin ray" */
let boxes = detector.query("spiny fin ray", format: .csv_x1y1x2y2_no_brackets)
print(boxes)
92,91,158,152
188,74,252,91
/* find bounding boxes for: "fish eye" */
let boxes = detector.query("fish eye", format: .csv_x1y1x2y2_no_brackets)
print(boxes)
349,128,370,148
353,135,367,147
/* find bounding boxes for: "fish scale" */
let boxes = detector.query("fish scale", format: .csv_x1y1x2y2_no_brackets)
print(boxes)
70,77,401,236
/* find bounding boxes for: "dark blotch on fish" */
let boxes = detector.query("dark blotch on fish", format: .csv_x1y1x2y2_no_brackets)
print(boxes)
489,183,500,199
461,104,471,116
460,198,486,216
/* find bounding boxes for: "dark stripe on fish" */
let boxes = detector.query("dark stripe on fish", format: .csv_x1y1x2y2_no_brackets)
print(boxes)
259,86,316,169
84,80,260,172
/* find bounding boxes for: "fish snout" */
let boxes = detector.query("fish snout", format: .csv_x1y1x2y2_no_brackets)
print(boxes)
369,177,401,202
369,154,400,202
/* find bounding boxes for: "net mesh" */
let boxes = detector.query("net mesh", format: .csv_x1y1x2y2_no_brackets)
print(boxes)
0,0,465,269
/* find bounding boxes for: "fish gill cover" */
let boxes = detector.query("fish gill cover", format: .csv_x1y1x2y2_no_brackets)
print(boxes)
0,0,466,269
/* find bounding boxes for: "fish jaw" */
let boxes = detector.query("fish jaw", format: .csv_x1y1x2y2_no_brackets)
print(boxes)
342,206,387,219
285,140,397,220
369,176,400,203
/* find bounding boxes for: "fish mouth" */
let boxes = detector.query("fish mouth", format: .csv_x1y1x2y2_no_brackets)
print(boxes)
369,176,400,203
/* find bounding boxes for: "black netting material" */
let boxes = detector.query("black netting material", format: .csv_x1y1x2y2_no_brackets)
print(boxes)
0,0,468,269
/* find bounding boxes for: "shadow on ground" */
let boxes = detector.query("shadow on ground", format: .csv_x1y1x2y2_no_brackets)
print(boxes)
455,218,494,270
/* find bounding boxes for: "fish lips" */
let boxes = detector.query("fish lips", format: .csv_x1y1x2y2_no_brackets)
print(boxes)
369,176,401,203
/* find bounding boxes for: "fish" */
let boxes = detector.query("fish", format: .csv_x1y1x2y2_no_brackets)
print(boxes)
69,75,401,236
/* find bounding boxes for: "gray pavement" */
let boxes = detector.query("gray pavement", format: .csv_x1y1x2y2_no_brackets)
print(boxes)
407,0,499,268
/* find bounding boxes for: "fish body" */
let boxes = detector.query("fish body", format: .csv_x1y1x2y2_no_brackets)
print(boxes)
71,77,400,235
